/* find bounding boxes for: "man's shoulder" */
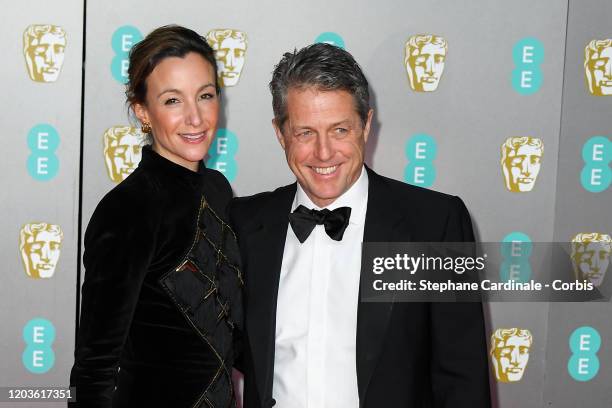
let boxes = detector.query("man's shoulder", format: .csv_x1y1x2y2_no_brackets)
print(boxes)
230,183,296,227
370,169,460,211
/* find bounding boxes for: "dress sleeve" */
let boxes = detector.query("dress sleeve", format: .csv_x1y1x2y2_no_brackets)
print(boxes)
69,189,160,408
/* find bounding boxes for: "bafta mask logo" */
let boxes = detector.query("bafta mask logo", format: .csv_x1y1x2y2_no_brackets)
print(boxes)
571,233,612,287
405,34,447,92
501,137,543,192
490,328,533,383
103,126,146,182
23,24,67,83
19,223,63,279
585,39,612,96
206,29,248,87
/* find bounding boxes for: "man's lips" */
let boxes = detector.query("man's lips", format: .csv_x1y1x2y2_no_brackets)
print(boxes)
310,164,340,176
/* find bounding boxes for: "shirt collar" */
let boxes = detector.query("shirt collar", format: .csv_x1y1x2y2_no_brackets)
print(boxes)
293,166,369,226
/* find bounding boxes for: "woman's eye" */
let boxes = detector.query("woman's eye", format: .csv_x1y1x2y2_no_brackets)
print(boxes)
164,98,179,105
200,93,214,100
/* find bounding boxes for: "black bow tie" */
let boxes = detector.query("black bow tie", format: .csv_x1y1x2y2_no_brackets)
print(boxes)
288,205,352,243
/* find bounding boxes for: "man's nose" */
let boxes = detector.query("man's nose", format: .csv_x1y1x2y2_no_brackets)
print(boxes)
315,134,333,161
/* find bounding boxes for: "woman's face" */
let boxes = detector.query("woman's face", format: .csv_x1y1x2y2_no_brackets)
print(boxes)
135,52,219,171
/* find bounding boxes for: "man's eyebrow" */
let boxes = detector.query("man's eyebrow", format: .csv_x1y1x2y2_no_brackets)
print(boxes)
330,120,351,127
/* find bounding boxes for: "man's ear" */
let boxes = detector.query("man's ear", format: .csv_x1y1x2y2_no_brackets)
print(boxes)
272,118,286,150
133,103,150,125
363,109,374,143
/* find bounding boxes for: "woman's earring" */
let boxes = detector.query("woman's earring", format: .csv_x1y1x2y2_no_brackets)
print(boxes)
141,121,151,134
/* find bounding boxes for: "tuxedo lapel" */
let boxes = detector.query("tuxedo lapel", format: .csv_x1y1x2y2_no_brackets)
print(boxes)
245,183,296,403
357,167,409,401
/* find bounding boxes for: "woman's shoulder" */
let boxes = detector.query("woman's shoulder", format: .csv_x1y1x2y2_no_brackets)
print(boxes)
202,167,233,203
88,169,163,234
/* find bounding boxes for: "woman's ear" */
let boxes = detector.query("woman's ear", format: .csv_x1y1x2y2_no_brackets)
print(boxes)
133,103,149,125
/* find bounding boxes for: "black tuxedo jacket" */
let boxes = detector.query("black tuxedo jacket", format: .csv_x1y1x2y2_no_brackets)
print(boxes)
230,167,490,408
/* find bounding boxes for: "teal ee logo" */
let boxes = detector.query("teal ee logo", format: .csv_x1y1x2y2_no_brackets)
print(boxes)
580,136,611,192
315,32,345,49
404,133,436,187
22,318,55,374
206,128,238,182
568,326,601,381
500,232,532,282
111,25,143,83
512,37,544,94
27,124,59,181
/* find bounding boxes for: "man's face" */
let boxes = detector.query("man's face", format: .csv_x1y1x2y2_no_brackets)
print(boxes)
586,46,612,95
25,30,66,82
274,88,372,208
574,242,610,286
493,335,531,382
213,34,246,87
504,144,542,192
408,43,446,92
105,128,144,182
22,229,62,278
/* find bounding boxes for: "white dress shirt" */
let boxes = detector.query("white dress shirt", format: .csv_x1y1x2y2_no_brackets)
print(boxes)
272,167,368,408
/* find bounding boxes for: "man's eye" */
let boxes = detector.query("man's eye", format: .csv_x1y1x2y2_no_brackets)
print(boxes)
334,128,348,135
297,130,312,138
164,98,179,105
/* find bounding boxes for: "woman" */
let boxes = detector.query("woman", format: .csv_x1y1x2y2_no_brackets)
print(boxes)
70,25,243,407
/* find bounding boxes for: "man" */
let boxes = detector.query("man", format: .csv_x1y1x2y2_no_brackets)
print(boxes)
490,328,533,383
405,34,447,92
231,43,490,407
23,24,67,83
500,136,544,193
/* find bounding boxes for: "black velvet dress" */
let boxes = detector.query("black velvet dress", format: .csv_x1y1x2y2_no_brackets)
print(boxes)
70,146,243,408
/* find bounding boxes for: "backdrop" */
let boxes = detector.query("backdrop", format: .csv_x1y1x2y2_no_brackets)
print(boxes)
1,0,610,407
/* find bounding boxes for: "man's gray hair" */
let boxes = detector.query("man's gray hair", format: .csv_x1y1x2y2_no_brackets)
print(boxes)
269,43,370,130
